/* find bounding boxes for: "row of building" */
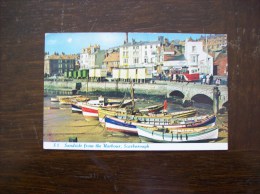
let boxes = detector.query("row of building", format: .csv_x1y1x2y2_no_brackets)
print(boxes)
44,34,228,77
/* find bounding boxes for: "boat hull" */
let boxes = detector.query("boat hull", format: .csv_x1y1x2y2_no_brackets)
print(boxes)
71,104,82,113
82,105,99,120
104,115,216,135
105,116,138,135
137,126,219,143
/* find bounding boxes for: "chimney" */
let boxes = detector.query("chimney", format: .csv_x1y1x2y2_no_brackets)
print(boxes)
125,32,128,44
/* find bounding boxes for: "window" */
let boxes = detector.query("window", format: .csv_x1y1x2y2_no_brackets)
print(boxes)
192,46,197,52
145,51,147,56
192,56,196,63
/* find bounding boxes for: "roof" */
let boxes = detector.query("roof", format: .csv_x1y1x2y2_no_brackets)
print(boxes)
120,40,161,47
48,54,78,60
104,52,119,62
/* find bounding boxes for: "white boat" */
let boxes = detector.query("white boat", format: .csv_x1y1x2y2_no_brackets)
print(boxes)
104,114,216,135
82,96,132,120
137,125,219,143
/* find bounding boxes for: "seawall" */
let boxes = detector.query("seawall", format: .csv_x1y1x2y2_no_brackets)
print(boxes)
44,80,168,96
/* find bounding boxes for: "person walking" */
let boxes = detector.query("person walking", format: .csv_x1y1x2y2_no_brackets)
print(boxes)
206,74,210,85
202,74,206,84
209,74,213,85
215,78,221,86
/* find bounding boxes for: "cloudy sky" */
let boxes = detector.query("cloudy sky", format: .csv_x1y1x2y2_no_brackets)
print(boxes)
45,32,209,55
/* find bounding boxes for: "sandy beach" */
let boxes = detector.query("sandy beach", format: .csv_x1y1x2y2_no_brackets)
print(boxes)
44,96,228,143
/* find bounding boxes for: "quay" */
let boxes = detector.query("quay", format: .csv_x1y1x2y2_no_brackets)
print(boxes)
44,80,228,109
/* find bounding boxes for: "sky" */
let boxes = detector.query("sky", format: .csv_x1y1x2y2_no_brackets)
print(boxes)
45,32,210,55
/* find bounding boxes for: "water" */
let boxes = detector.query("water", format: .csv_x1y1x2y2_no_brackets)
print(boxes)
44,94,227,143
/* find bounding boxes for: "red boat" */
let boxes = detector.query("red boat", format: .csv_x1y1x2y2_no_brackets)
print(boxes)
82,96,132,120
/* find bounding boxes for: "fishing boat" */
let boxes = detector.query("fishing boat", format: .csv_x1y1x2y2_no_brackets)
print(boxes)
137,125,219,143
82,96,133,120
59,95,89,105
98,108,197,124
71,101,88,113
50,97,59,102
104,114,216,135
138,104,164,114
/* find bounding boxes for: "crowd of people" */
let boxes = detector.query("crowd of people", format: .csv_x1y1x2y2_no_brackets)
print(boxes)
155,72,224,86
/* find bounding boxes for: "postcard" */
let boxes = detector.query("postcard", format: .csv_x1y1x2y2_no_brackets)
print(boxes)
44,32,228,151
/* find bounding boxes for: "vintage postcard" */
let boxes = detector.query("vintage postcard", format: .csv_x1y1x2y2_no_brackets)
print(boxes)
44,32,228,151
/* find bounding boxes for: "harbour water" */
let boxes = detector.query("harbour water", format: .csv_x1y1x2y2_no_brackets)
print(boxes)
43,93,228,143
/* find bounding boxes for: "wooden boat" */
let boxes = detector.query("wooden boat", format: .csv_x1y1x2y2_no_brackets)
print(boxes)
59,95,89,105
98,108,197,124
138,104,164,114
50,97,59,102
104,114,216,135
71,101,88,113
137,125,219,143
82,96,133,120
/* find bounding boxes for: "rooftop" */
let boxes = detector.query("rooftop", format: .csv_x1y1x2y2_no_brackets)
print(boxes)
104,52,119,62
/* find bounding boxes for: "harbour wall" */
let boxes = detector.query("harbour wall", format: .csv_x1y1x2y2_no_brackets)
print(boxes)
44,80,168,96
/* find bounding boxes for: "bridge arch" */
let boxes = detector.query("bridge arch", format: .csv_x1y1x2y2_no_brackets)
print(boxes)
169,90,185,99
191,94,213,105
222,101,228,108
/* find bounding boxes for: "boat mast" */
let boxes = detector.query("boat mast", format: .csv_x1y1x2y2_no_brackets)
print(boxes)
130,81,135,108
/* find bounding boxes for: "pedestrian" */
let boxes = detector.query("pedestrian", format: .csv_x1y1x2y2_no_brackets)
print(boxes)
206,74,210,85
181,75,185,82
209,74,213,85
215,78,221,86
202,74,206,84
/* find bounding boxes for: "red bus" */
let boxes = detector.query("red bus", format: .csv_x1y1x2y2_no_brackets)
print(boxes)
173,66,200,82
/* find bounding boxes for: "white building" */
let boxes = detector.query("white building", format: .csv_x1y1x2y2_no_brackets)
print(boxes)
119,39,162,69
184,39,213,74
79,45,104,69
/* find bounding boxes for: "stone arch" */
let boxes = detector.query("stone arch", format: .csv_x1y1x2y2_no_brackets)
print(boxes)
191,94,213,105
222,101,229,108
169,90,185,99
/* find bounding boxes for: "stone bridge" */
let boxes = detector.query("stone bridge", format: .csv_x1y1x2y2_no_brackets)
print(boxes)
166,83,228,108
44,80,228,108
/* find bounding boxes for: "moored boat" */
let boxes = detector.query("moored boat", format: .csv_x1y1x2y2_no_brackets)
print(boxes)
139,104,164,114
50,97,59,102
82,96,132,120
104,114,216,135
59,95,89,105
98,108,197,124
137,125,219,143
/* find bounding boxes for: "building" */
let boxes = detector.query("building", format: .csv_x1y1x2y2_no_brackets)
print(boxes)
161,42,187,72
44,54,78,76
103,50,120,74
79,45,105,69
214,52,228,76
199,34,227,52
119,38,162,69
185,39,213,74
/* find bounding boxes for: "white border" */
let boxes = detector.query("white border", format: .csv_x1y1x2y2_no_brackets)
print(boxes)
44,142,228,151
